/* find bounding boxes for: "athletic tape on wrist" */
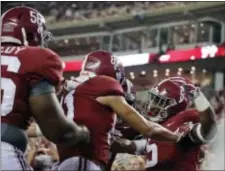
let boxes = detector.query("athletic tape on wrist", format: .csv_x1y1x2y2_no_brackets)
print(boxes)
195,124,209,143
194,92,211,112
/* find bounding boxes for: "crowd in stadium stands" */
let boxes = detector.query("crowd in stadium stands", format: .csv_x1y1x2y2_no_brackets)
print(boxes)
2,1,195,23
26,89,224,171
48,1,195,23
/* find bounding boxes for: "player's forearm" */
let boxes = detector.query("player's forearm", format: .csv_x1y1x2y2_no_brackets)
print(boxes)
49,120,90,147
121,109,179,143
193,92,217,142
148,122,179,143
119,108,157,137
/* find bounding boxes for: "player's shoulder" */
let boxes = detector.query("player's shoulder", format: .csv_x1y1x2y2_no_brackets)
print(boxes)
20,46,58,57
90,75,124,96
93,75,118,83
92,75,122,89
19,46,63,68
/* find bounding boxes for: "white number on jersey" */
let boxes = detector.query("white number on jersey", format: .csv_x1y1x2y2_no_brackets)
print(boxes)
1,55,21,116
145,143,158,168
63,90,75,120
62,75,91,120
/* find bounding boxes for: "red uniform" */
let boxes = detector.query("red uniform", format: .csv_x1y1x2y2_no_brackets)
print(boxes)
58,75,124,166
1,46,64,129
136,109,201,171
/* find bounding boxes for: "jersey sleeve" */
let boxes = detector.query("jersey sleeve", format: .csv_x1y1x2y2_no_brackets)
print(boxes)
99,76,125,96
24,48,64,88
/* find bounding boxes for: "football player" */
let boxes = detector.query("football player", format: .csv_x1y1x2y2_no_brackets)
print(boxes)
56,51,186,171
1,6,89,170
111,76,217,171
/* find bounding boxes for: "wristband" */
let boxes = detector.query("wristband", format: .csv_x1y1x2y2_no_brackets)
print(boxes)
195,124,209,143
194,92,211,112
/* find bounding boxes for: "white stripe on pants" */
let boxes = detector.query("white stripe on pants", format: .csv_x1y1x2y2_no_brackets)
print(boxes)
57,157,102,171
1,141,32,171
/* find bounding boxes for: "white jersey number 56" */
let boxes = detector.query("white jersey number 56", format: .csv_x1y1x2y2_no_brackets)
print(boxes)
1,55,21,116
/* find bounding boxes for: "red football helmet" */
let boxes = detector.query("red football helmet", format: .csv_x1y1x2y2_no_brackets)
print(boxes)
143,76,193,123
1,6,52,47
80,50,126,85
122,79,136,105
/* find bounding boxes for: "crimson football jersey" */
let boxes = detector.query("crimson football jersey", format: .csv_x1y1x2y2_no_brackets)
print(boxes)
1,46,64,129
58,75,124,166
136,109,202,171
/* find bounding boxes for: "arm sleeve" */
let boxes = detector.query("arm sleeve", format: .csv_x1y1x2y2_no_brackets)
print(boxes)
188,123,217,144
133,139,148,155
29,80,56,96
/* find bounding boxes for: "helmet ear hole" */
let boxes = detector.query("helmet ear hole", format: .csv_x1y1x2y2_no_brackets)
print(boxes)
26,32,34,42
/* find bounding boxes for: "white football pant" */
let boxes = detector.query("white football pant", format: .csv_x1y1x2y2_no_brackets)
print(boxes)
1,141,32,171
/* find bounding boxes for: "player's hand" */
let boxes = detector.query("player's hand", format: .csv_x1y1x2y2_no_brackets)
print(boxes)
175,123,196,147
183,84,200,100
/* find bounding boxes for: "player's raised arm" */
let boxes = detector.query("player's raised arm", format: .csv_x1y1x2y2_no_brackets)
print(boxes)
29,80,90,146
186,88,218,144
96,95,180,143
27,49,90,146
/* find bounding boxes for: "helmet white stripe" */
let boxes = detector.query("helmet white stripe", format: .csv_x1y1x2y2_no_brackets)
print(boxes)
1,36,22,44
21,27,28,46
80,54,89,73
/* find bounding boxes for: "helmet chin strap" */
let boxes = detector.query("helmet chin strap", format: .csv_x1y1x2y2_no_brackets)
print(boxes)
21,27,28,46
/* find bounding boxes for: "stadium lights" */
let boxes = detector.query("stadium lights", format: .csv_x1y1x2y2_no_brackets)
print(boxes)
130,72,134,76
130,75,135,80
64,39,68,44
141,71,146,75
190,56,195,60
178,68,183,72
177,71,182,76
153,69,158,74
153,73,158,78
165,69,170,77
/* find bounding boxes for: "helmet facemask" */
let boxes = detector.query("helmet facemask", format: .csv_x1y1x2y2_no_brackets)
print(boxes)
37,25,53,48
143,88,176,123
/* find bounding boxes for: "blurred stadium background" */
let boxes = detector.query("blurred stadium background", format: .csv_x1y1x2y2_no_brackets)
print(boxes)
1,1,225,170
